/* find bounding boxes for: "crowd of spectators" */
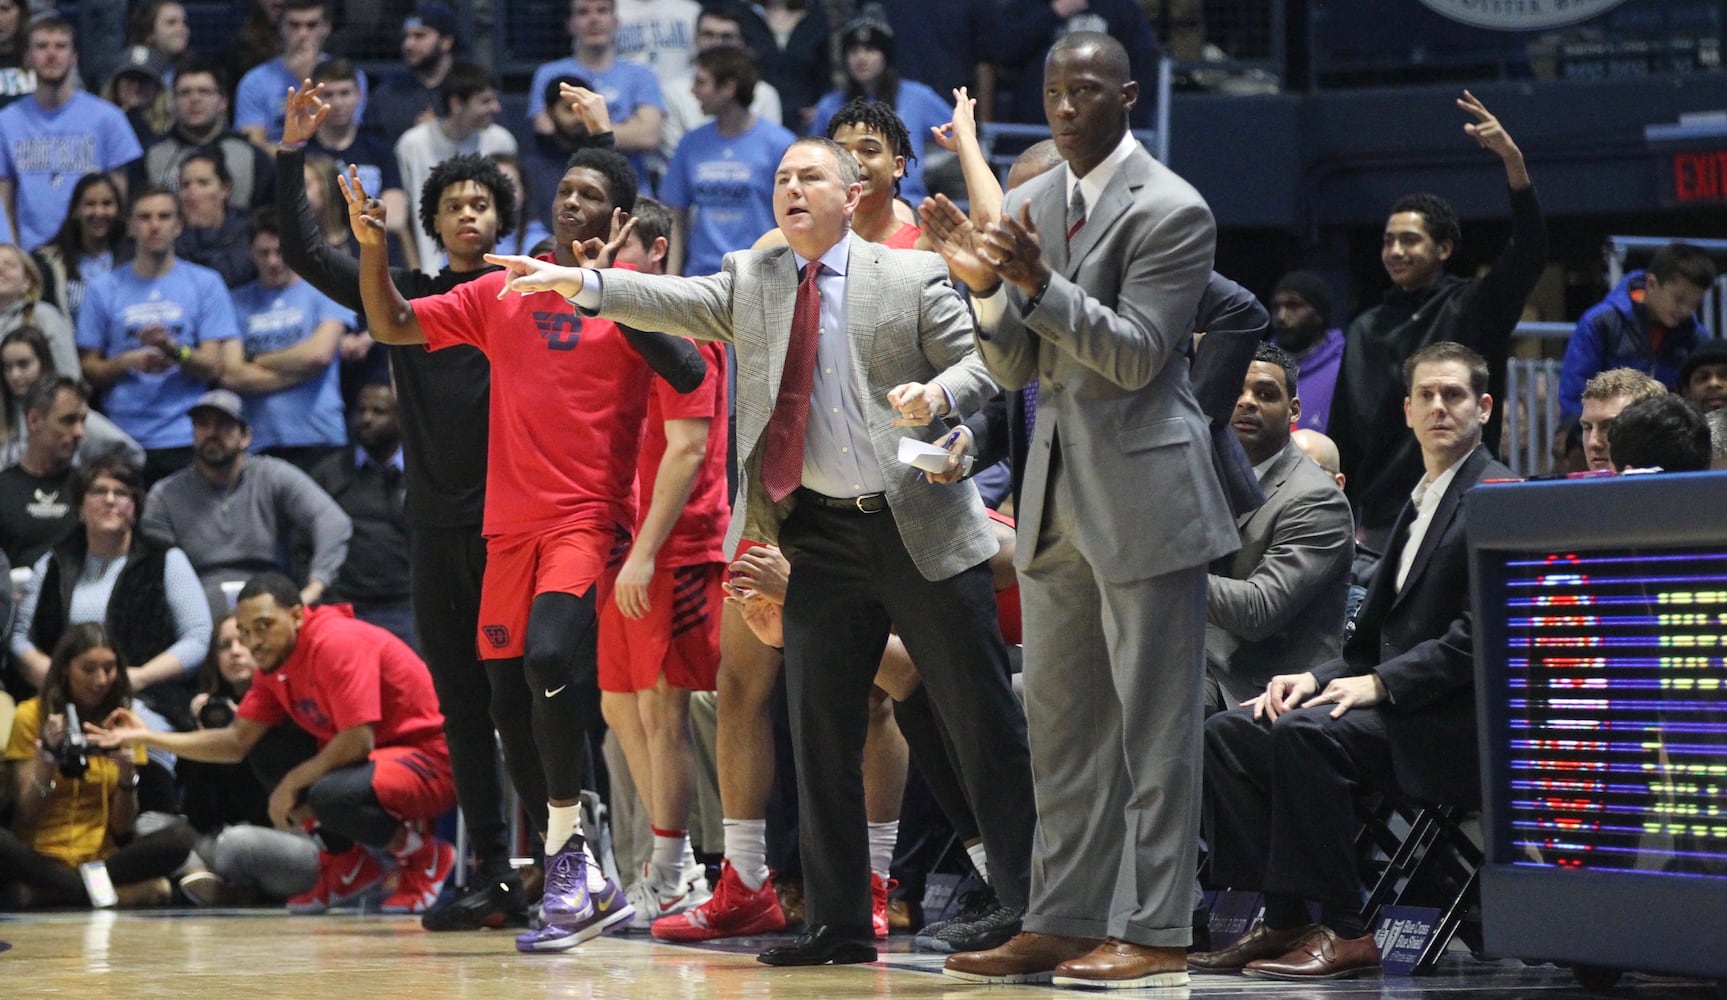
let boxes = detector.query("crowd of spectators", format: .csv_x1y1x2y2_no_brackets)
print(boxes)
0,4,1720,991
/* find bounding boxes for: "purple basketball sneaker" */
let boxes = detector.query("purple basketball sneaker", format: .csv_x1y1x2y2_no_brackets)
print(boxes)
516,842,636,953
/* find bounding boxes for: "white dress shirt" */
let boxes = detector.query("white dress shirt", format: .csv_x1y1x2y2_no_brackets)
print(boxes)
1394,453,1467,593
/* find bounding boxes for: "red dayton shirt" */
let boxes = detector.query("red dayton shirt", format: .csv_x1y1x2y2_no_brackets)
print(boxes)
639,340,730,567
237,605,446,751
414,263,654,538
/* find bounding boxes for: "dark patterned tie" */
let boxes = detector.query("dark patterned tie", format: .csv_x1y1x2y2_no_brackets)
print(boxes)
760,262,824,502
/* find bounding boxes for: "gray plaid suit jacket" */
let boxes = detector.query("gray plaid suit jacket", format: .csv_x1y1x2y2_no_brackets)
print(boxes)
587,233,1000,582
981,144,1239,583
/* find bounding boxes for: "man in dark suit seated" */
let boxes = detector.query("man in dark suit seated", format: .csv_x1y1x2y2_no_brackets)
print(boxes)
1190,341,1512,981
1204,343,1354,716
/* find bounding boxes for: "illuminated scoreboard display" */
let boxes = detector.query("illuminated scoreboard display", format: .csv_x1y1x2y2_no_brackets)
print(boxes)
1470,474,1727,980
1499,549,1727,879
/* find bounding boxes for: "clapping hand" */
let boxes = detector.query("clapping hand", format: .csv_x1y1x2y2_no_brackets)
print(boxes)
919,194,996,291
978,203,1051,296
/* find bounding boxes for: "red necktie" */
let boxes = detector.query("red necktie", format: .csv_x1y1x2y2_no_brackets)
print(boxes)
760,261,824,502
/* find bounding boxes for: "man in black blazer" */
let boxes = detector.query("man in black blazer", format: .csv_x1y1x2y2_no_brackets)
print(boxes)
1191,341,1512,981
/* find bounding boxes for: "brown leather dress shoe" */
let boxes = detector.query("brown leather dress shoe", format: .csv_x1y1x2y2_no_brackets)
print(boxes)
942,931,1103,984
1052,939,1189,989
1243,925,1382,980
1188,919,1320,971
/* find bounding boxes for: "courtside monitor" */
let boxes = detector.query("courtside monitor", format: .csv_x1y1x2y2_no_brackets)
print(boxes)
1469,472,1727,980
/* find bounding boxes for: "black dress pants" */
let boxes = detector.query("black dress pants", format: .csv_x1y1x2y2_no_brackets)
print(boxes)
1204,702,1400,908
777,500,1034,931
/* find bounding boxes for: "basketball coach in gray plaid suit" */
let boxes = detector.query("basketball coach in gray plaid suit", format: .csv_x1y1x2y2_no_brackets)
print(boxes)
482,135,1036,969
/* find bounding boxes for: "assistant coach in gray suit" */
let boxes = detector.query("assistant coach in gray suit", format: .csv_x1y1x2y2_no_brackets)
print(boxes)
484,136,1035,968
927,31,1237,990
1206,342,1354,715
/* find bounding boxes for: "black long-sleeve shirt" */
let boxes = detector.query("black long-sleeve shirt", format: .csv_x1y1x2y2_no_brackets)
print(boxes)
276,148,705,528
1331,184,1547,540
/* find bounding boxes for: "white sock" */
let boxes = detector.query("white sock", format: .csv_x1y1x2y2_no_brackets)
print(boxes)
545,803,584,856
582,839,607,891
868,821,898,881
722,818,769,890
966,841,990,886
394,825,424,861
650,830,688,892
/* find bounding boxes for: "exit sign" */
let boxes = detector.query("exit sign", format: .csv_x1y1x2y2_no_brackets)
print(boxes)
1664,149,1727,204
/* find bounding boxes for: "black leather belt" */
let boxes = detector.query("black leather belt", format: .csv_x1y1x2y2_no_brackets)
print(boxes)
796,487,888,514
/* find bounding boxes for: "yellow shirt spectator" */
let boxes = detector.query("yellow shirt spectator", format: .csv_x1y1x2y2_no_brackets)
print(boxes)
5,697,146,867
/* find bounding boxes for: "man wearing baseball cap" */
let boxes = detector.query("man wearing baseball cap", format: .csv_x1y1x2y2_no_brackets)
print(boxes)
1678,339,1727,414
367,3,460,142
141,389,351,611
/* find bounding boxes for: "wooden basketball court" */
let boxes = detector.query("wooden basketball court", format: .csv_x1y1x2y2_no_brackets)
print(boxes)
2,907,1720,998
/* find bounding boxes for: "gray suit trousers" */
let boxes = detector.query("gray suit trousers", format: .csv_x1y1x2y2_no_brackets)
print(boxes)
1020,456,1207,947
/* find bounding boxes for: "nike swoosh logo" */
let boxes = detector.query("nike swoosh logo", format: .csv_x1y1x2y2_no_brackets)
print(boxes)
339,857,367,886
544,685,567,698
596,895,611,912
423,856,440,878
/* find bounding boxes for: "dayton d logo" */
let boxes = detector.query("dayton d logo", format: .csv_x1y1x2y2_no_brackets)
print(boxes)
533,311,582,351
481,625,511,648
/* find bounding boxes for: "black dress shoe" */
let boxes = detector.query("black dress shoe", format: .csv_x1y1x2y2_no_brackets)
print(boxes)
757,924,878,966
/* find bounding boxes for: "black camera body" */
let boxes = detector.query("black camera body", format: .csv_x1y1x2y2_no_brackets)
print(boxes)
56,705,89,780
198,696,237,730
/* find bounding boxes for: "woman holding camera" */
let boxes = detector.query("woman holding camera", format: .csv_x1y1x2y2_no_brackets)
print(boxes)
9,455,212,729
0,623,195,907
174,613,319,905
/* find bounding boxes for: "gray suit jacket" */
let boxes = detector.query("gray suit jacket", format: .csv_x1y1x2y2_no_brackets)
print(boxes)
588,235,1000,581
980,144,1237,582
1205,441,1354,707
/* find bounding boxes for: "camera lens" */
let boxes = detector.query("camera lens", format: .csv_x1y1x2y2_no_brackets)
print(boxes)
198,697,236,730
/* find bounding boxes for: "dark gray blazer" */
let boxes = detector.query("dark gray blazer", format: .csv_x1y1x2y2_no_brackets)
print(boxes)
1205,440,1354,709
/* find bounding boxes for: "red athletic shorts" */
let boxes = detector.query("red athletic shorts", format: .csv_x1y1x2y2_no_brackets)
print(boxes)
599,561,724,693
476,522,631,660
369,742,457,821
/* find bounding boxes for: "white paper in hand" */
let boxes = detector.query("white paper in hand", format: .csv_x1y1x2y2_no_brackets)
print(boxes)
898,436,974,476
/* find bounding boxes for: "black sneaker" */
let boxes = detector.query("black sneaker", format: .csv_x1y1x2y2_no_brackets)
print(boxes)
934,902,1025,954
913,884,998,952
420,876,531,931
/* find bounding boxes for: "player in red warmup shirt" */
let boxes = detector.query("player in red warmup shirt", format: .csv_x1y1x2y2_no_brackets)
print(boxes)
89,572,459,914
342,147,706,954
